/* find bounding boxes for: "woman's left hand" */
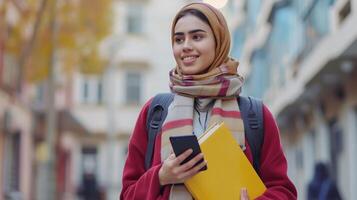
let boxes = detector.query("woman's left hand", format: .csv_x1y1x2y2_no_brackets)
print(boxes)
240,188,249,200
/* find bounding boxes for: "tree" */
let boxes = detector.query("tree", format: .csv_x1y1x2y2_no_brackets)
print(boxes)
1,0,113,87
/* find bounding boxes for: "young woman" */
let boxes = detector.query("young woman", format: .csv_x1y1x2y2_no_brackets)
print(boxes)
120,3,297,200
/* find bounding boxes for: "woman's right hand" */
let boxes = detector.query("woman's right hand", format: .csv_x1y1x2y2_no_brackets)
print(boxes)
158,149,207,186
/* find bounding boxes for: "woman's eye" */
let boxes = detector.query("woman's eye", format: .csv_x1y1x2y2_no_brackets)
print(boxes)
192,35,203,41
175,37,184,44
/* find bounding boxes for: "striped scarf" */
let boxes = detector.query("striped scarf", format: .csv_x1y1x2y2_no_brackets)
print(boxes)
162,64,245,200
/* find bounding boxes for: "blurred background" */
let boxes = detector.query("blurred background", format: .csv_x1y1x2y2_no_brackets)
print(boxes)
0,0,356,199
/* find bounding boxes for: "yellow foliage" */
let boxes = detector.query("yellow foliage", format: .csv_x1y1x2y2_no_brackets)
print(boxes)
4,0,113,83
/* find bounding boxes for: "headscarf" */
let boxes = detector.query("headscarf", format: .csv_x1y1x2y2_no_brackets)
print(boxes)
171,2,235,74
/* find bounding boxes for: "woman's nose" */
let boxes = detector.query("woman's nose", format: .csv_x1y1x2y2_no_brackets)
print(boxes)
183,39,193,52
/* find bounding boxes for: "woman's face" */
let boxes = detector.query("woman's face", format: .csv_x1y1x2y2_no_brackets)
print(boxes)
173,14,216,75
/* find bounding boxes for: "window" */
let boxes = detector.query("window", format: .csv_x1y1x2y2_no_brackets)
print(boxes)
328,118,343,180
4,132,21,193
2,55,19,89
125,72,141,104
81,147,97,175
127,4,143,34
34,82,46,107
82,80,89,102
232,22,247,58
81,77,103,105
338,0,351,24
301,0,331,55
249,49,269,98
97,81,103,104
247,0,262,27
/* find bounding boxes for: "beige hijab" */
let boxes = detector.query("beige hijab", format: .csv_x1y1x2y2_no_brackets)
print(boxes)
171,2,239,77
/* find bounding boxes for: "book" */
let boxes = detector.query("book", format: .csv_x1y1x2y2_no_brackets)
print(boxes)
184,122,266,200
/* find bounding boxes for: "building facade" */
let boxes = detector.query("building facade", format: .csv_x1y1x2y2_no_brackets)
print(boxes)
0,1,34,200
230,0,357,199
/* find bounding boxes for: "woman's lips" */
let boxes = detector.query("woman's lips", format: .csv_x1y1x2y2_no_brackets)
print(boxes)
182,55,199,65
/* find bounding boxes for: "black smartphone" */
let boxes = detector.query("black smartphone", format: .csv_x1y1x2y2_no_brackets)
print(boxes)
169,135,207,171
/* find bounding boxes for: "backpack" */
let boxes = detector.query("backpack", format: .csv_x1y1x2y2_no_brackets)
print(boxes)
144,93,264,175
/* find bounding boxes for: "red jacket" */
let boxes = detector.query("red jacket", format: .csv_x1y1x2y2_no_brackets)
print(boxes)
120,99,297,200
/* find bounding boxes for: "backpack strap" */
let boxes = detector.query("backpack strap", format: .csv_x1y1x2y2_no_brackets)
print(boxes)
239,96,264,175
145,93,174,170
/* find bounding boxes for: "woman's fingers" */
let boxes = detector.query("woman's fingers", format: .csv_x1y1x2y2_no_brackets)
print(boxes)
172,149,193,165
177,152,205,172
240,188,249,200
177,156,207,180
161,149,207,184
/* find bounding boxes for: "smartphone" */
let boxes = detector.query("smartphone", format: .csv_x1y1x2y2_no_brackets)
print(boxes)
169,135,207,171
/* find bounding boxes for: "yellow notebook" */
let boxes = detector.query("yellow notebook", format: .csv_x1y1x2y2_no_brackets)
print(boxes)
184,122,266,200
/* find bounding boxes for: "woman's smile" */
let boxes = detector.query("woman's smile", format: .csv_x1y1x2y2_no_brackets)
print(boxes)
182,55,199,65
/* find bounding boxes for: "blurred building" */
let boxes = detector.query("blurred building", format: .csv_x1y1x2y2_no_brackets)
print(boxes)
230,0,357,199
0,1,34,200
48,0,196,199
0,78,33,200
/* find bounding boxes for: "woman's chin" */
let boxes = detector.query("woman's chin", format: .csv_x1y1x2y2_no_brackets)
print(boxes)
180,66,209,75
180,67,197,75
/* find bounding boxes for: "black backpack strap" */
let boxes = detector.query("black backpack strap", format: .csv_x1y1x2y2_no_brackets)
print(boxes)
145,93,174,170
239,96,264,175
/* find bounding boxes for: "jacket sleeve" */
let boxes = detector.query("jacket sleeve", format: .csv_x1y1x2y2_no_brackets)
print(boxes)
255,105,298,200
120,100,168,200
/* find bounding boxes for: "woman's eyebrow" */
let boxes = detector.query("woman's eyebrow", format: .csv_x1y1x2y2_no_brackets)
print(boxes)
174,29,207,36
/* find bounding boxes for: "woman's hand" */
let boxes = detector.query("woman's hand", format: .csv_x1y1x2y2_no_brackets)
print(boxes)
240,188,249,200
158,149,207,185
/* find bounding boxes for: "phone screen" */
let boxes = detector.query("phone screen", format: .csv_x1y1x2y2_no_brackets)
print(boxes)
169,135,207,171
